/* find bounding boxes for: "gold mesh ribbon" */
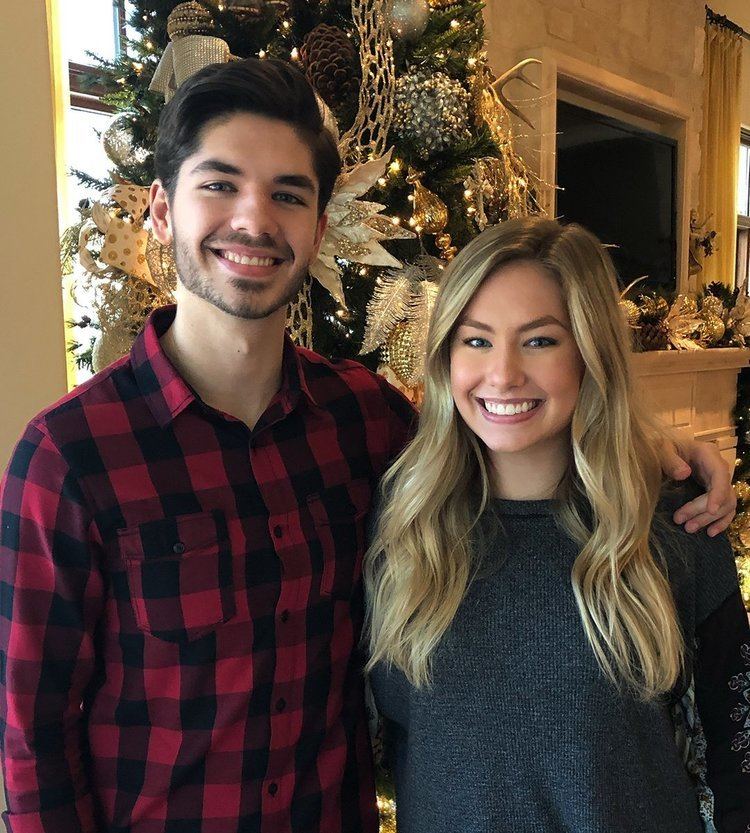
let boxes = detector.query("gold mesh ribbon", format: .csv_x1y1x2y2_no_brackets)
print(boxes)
338,0,396,171
287,278,314,349
150,36,233,102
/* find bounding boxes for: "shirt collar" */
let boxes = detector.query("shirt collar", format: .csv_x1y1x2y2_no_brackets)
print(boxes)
130,304,319,429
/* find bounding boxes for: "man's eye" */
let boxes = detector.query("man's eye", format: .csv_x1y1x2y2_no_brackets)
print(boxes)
525,336,558,348
202,182,235,193
273,192,306,205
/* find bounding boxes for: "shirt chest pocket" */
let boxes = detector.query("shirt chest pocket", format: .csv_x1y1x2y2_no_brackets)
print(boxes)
306,480,371,599
117,510,236,643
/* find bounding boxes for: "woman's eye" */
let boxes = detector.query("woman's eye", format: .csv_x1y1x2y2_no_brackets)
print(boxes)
464,336,491,349
273,192,306,205
525,336,558,348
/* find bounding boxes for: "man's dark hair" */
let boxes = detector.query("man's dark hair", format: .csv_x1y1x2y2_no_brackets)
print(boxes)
154,58,341,215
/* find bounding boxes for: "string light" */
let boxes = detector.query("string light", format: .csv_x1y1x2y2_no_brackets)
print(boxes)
391,217,401,226
467,57,477,68
259,49,267,58
464,188,473,199
407,194,414,202
359,267,367,276
377,177,387,187
408,217,417,227
450,19,460,28
389,159,402,174
282,19,291,30
291,47,300,60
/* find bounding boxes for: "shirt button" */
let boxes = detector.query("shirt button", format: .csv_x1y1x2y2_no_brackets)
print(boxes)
273,525,283,539
280,609,289,623
172,542,186,555
276,698,286,712
268,782,278,797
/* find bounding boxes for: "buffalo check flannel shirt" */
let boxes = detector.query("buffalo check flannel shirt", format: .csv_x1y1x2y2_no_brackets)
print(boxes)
0,305,415,833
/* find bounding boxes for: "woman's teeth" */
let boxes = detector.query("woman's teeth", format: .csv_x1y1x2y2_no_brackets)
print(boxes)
221,251,277,266
483,400,539,415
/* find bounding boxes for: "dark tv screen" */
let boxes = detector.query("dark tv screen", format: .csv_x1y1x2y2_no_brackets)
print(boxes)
555,100,677,291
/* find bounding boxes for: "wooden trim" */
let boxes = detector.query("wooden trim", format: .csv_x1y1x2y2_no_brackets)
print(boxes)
631,346,750,376
68,61,114,114
521,46,692,293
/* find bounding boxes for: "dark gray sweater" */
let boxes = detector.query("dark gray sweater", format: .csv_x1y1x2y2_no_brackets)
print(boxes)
369,490,749,833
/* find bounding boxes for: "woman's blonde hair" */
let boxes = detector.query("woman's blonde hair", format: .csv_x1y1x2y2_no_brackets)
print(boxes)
365,217,684,699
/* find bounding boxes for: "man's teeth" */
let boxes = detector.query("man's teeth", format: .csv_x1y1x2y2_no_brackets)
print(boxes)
483,400,539,415
221,251,277,266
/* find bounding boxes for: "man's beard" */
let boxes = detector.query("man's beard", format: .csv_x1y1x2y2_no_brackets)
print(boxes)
173,234,307,320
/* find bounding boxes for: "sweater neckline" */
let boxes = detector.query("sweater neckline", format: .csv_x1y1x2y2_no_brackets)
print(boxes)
491,497,558,516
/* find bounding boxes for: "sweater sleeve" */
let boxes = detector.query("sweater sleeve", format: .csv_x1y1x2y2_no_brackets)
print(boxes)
693,545,750,833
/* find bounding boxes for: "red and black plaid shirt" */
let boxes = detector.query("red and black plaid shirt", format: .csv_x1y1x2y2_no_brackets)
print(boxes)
0,305,415,833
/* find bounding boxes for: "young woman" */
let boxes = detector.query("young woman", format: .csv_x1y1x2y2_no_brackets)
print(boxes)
365,218,750,833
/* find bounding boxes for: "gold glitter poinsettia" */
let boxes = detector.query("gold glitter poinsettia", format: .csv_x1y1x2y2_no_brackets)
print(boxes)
310,149,414,307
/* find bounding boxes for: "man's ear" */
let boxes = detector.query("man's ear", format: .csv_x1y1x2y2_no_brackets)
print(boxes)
313,212,328,254
150,180,173,245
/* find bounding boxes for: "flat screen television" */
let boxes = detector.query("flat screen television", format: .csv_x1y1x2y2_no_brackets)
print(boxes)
555,99,677,292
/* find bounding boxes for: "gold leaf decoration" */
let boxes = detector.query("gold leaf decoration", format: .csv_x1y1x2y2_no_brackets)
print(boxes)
360,271,413,354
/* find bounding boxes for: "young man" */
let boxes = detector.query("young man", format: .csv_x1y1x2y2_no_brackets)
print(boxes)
0,58,736,833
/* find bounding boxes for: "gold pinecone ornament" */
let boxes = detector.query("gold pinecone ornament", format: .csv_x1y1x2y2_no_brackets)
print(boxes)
633,294,669,352
300,24,360,108
636,320,669,351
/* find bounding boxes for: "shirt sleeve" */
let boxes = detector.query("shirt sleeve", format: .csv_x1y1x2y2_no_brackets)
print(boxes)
694,587,750,833
0,422,104,833
373,375,417,465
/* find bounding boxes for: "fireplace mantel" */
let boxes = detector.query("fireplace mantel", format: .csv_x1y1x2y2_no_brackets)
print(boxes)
632,348,750,465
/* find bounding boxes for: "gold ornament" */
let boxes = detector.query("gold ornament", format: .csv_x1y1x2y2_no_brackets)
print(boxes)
619,299,641,327
739,513,750,550
377,794,398,833
434,232,457,260
426,0,458,7
223,0,265,20
676,295,698,317
734,480,750,506
408,170,448,235
167,1,216,38
151,3,231,102
698,308,726,345
701,295,725,319
385,321,418,387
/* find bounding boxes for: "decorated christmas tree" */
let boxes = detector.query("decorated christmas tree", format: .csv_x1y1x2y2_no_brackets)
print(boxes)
62,0,541,394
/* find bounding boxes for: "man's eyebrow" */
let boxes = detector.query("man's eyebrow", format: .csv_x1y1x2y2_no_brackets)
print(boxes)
189,159,243,176
274,174,317,194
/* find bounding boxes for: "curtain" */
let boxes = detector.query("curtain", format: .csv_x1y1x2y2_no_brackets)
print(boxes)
698,22,743,288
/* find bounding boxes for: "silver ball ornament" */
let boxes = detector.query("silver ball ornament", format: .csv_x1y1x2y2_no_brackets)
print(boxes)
388,0,430,41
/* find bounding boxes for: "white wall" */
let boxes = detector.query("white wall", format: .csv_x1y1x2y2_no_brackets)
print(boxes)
0,0,68,468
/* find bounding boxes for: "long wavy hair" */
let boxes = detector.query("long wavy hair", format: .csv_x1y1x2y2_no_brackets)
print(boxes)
365,217,684,699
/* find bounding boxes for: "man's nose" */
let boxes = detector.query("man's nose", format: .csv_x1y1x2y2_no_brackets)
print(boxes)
229,191,281,239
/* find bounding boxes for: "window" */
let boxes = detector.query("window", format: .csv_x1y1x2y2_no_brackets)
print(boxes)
737,129,750,291
59,0,130,222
